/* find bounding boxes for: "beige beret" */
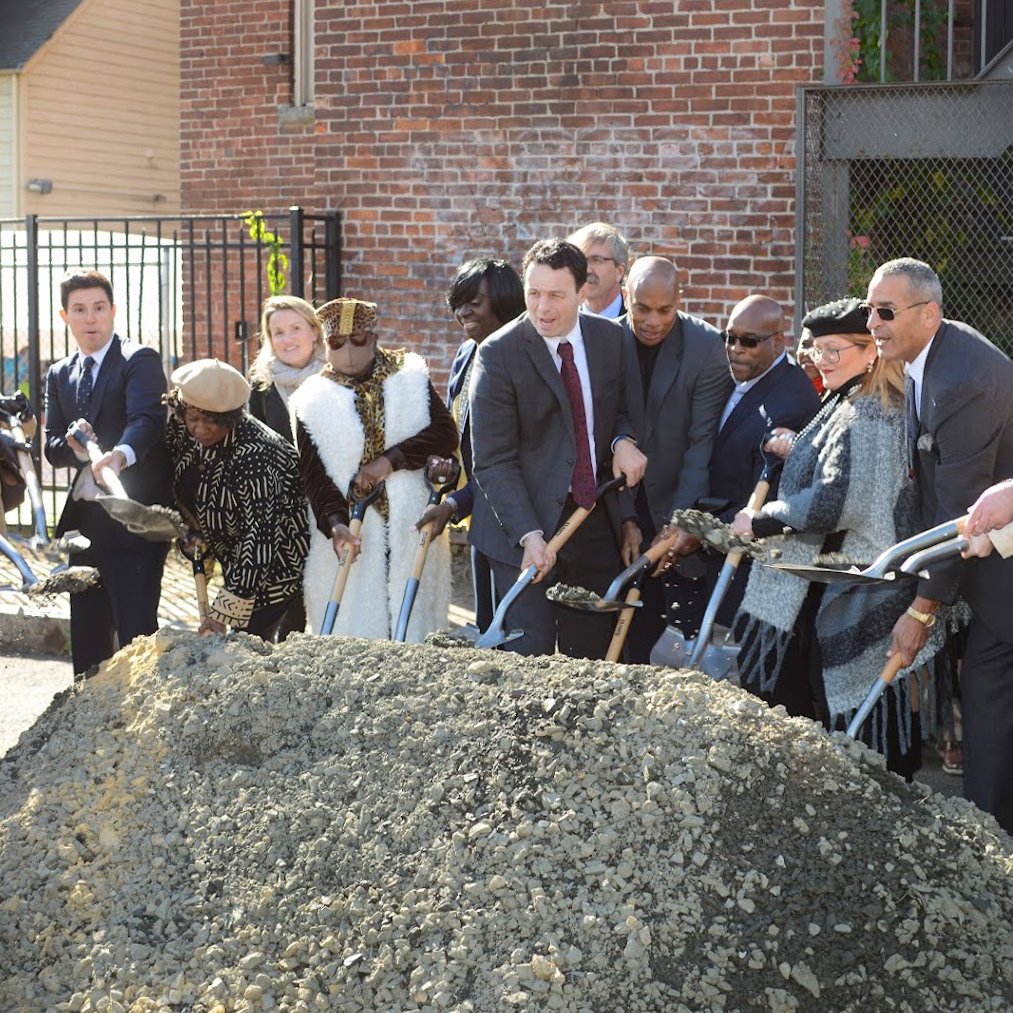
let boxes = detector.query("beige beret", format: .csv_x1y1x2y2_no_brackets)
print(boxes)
171,358,250,413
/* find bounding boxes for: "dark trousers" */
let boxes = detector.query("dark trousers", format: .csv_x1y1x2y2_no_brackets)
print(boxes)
248,592,303,642
488,497,622,659
961,617,1013,835
472,545,496,633
69,505,168,675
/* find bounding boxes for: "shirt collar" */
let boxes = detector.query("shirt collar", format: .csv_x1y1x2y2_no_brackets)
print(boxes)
580,291,623,319
83,334,115,371
904,336,934,385
542,317,584,356
732,350,786,395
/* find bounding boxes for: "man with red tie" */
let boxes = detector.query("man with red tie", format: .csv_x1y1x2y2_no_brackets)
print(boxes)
468,239,647,657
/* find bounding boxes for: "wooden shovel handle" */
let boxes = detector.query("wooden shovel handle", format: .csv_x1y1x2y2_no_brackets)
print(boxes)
328,516,364,606
546,504,593,554
725,478,772,572
8,420,43,510
194,569,210,620
643,530,679,566
80,434,129,500
605,586,641,662
408,522,435,582
879,652,906,685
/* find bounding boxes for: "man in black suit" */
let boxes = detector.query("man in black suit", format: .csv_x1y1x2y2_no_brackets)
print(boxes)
660,295,820,641
44,270,172,675
868,257,1013,833
619,256,733,661
469,238,647,658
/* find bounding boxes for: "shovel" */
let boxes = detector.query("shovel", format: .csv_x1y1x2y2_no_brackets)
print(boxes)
0,530,99,597
846,654,907,739
320,480,385,635
177,534,212,621
393,457,461,642
766,515,969,585
458,473,628,650
652,437,783,677
0,405,50,550
69,425,186,542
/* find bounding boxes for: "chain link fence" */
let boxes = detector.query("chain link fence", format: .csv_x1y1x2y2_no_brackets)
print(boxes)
797,80,1013,354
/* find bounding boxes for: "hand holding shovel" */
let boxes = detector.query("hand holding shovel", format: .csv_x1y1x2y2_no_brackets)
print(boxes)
321,480,385,635
177,531,212,623
394,457,461,642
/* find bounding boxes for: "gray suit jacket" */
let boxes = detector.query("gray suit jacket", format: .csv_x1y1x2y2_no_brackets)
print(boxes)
914,319,1013,642
622,312,733,532
470,313,637,567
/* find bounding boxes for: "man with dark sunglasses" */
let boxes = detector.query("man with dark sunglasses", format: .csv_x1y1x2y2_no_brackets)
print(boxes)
867,257,1013,834
656,295,819,650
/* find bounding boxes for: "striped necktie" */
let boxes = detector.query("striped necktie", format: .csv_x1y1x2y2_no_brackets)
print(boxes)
78,356,96,417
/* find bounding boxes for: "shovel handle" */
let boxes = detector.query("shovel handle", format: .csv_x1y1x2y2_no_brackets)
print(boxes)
409,522,436,581
8,419,48,542
328,516,364,609
193,564,210,621
71,426,129,500
846,653,907,738
723,478,771,572
546,505,593,554
605,586,641,662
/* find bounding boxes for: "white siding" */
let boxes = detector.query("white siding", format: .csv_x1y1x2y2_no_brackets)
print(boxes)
0,74,18,217
22,0,180,219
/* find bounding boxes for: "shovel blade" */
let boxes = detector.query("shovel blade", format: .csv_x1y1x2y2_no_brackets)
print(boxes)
475,626,524,650
96,495,184,541
698,642,739,681
650,624,693,669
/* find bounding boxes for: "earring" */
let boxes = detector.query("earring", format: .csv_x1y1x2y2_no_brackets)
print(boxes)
866,358,875,372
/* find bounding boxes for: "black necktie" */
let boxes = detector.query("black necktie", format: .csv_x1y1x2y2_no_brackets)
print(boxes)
904,374,918,477
78,356,96,417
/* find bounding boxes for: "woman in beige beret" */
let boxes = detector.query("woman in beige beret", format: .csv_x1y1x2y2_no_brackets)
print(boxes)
165,358,309,639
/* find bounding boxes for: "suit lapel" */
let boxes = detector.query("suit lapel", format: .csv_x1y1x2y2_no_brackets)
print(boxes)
86,335,122,422
644,319,685,438
715,358,786,447
523,318,573,437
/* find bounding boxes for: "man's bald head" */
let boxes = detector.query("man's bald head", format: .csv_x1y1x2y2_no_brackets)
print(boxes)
724,294,785,383
624,257,681,347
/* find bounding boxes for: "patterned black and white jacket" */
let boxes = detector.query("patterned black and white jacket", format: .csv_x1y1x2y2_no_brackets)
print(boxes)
167,412,309,628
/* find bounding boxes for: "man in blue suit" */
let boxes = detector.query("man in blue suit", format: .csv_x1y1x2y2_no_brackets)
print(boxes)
662,294,820,638
44,270,172,675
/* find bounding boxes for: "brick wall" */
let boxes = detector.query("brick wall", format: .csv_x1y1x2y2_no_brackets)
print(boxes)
181,0,826,387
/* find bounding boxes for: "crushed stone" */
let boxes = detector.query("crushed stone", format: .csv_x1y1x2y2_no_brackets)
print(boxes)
2,631,1012,1012
669,509,774,560
544,584,602,604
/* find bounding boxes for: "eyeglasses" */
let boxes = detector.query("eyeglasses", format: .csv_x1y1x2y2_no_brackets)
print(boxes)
721,329,779,349
808,343,862,364
859,300,929,322
586,255,616,266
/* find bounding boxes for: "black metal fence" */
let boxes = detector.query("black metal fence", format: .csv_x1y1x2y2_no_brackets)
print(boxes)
796,80,1013,354
0,207,341,530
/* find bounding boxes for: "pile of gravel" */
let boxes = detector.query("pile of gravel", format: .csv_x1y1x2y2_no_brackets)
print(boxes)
2,631,1012,1013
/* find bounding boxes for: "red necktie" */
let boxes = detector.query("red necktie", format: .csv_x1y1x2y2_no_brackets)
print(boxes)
557,341,596,509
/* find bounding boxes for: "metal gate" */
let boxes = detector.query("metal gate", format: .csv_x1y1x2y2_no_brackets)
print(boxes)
796,80,1013,353
0,207,341,528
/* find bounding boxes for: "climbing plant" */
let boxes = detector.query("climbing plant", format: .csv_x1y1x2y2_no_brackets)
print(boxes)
242,211,289,296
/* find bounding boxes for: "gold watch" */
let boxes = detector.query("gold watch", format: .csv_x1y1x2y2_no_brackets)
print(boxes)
906,605,937,628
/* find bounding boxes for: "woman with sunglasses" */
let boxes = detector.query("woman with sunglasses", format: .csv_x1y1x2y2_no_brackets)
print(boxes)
730,298,950,778
290,297,459,640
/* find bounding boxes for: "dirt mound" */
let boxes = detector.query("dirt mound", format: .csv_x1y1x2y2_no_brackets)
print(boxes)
1,631,1011,1013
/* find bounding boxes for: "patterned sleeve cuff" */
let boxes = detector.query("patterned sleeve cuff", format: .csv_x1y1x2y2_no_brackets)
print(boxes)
209,588,255,629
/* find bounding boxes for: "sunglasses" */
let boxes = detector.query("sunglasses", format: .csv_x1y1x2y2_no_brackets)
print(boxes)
858,300,929,322
326,328,375,350
721,329,778,349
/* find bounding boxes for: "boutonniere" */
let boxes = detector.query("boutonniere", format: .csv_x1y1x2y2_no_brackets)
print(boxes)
917,432,934,452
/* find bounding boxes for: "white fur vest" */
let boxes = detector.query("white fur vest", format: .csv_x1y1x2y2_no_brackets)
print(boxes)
290,354,451,641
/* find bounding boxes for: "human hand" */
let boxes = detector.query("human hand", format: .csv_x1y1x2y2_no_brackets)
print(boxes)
621,520,642,566
613,440,647,488
0,391,33,422
961,532,995,559
0,429,31,466
764,428,796,459
413,502,455,538
425,455,460,489
521,532,556,584
887,601,936,667
966,480,1013,536
176,530,209,562
66,419,96,462
331,522,362,566
352,455,393,495
92,448,127,478
732,509,756,538
198,616,227,637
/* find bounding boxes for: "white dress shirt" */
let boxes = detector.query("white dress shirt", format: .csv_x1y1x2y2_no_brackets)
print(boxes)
81,335,137,467
719,352,786,429
904,336,935,418
581,291,623,319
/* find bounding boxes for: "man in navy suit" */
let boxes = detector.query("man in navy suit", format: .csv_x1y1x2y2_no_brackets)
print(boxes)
662,295,820,639
44,270,172,675
469,239,647,658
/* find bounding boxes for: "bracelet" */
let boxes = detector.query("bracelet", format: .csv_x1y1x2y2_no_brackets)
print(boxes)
445,496,460,523
906,605,937,628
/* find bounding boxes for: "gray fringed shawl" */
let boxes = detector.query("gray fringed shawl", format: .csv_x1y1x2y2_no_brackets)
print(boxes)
734,389,946,749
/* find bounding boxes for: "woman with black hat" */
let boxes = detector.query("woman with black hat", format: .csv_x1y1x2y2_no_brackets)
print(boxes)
166,358,309,639
730,298,951,778
290,298,459,640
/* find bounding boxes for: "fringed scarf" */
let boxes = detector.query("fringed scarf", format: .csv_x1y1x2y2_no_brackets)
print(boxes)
323,346,405,520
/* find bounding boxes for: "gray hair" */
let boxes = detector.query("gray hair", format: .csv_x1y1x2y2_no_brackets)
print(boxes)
567,221,631,273
873,258,943,308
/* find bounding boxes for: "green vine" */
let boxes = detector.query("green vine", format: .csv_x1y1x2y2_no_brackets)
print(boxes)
242,210,289,296
851,0,951,83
